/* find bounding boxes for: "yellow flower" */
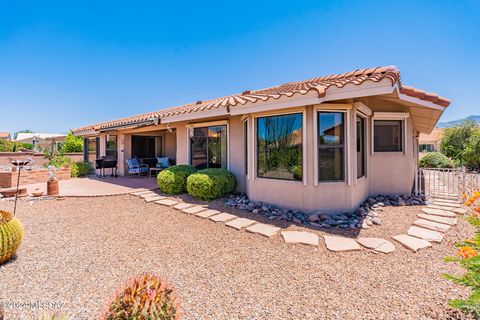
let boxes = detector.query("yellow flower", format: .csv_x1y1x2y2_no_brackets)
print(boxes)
458,246,478,259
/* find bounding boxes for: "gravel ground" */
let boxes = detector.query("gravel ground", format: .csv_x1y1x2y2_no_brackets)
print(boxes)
0,195,475,319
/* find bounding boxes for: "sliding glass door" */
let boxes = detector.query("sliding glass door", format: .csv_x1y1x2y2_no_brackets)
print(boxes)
191,125,227,169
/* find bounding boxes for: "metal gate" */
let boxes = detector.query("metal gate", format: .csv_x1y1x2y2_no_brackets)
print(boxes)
415,168,480,200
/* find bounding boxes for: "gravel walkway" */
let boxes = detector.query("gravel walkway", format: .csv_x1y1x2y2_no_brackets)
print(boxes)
0,195,475,319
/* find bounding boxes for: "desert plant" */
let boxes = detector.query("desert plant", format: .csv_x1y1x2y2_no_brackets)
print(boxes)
70,161,92,177
157,165,197,194
186,168,236,201
100,273,180,320
419,152,454,168
0,210,24,264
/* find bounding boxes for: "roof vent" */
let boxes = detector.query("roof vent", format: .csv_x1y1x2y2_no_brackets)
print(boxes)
195,100,202,105
242,90,251,95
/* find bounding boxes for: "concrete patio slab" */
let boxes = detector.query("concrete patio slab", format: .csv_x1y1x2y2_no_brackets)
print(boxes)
173,203,196,210
356,238,395,254
413,219,451,233
154,199,178,206
421,208,457,217
225,218,256,230
246,223,281,238
281,231,319,246
323,235,362,252
209,213,237,223
145,195,167,202
392,235,432,252
417,213,457,225
182,206,207,214
407,226,444,243
195,209,220,218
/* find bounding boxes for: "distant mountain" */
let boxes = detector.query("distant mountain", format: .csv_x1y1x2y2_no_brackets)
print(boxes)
437,115,480,128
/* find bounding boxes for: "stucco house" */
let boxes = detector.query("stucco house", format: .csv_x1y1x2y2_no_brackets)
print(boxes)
15,132,66,153
418,128,444,154
72,66,450,213
0,132,11,141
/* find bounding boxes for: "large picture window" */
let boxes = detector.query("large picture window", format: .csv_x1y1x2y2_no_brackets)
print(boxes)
374,120,403,152
356,116,366,178
257,113,303,181
318,112,344,181
132,135,157,159
190,125,227,169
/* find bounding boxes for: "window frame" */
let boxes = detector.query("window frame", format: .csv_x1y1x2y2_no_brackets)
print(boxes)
355,113,367,179
371,112,409,155
187,120,229,170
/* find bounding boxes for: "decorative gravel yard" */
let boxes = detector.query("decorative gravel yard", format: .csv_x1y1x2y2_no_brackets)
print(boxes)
0,195,475,319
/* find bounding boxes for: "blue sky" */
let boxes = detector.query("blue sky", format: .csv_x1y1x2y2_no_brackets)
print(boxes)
0,0,478,134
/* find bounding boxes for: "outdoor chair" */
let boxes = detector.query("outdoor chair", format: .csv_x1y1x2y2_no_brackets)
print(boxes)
126,158,149,177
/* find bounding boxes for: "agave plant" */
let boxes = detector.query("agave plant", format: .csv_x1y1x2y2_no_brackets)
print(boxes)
0,210,24,264
100,273,180,320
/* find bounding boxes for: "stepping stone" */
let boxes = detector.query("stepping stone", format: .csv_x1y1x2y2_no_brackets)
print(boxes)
392,234,432,252
281,231,319,246
173,203,195,210
130,189,149,195
323,235,362,252
154,199,178,206
407,226,444,243
145,195,167,202
433,199,461,204
417,213,457,225
209,213,237,223
182,206,207,214
432,202,461,208
195,209,220,218
450,207,468,215
356,238,396,254
427,205,467,215
225,218,256,230
246,223,281,238
421,208,456,218
140,192,157,199
413,219,451,233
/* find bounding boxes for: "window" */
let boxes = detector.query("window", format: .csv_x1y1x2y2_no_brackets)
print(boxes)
84,137,100,162
132,136,157,159
105,135,117,158
244,120,248,175
318,112,344,181
419,144,434,152
190,125,227,169
374,120,403,152
356,116,366,178
257,113,302,181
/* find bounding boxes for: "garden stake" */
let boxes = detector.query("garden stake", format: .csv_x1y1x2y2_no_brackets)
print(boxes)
13,162,22,215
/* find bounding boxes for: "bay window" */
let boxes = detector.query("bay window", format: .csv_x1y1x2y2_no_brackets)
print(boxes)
318,112,344,182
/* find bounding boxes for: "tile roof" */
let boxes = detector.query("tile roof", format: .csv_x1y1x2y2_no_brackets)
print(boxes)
419,128,444,143
0,132,10,139
72,65,450,134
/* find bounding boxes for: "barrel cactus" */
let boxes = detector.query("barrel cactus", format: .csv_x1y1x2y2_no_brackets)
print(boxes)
0,210,24,264
100,273,180,320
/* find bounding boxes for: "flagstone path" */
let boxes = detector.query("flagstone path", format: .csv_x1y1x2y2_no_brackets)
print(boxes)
128,189,467,254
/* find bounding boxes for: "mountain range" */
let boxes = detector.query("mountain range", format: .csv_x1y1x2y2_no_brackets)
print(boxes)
437,115,480,128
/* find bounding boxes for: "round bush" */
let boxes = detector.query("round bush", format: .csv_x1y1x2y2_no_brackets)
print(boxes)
186,168,236,201
419,152,454,168
157,165,197,194
0,210,24,264
100,273,180,320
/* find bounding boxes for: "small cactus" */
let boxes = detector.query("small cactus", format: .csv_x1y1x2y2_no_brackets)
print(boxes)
0,210,24,264
100,273,180,320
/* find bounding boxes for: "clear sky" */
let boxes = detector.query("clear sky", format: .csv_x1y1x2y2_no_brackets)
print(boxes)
0,0,478,134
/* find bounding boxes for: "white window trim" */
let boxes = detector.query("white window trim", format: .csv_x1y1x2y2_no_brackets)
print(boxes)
242,117,249,180
371,112,410,155
313,107,351,186
186,120,230,170
252,109,306,185
355,111,368,182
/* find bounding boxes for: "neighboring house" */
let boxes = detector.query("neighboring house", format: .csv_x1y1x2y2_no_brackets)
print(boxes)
15,133,66,153
418,128,444,154
72,66,450,213
0,132,11,141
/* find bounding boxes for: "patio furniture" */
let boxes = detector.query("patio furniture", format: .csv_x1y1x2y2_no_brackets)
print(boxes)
126,158,149,177
149,167,163,178
95,156,118,177
156,157,170,169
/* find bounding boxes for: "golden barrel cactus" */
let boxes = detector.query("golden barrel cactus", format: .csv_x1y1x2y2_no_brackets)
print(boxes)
0,210,24,264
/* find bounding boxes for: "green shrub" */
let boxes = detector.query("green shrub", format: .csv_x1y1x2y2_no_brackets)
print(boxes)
61,132,83,153
291,165,302,180
0,210,24,265
43,152,73,169
71,161,92,177
419,152,454,168
157,165,197,194
0,140,14,152
187,168,236,201
100,273,180,320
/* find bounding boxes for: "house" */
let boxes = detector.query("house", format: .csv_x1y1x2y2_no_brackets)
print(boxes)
418,128,444,154
15,133,66,153
0,132,11,141
72,66,450,213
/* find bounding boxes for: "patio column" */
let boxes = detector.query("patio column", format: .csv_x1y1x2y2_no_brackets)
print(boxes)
117,134,126,176
176,125,189,165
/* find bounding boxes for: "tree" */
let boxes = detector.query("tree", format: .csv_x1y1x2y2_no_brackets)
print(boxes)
61,132,83,153
440,120,480,170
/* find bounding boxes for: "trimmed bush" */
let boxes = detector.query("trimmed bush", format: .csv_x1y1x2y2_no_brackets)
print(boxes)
419,152,454,168
71,161,92,177
100,273,180,320
157,165,197,194
0,210,24,264
187,168,236,201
